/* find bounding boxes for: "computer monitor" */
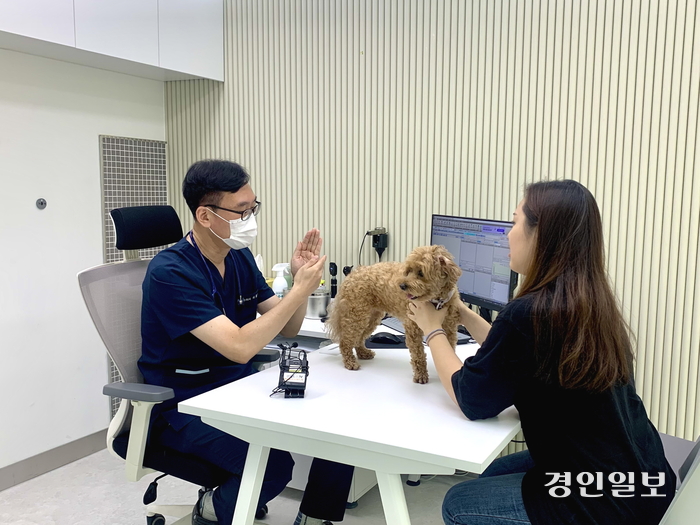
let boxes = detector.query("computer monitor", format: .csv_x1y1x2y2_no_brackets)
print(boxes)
430,214,518,313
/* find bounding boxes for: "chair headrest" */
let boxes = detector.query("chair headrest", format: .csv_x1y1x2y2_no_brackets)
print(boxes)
110,206,183,250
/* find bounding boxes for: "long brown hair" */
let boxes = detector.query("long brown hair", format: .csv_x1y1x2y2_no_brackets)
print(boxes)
516,180,632,392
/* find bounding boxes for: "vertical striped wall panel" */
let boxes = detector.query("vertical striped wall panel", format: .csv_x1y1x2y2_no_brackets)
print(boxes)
166,0,700,443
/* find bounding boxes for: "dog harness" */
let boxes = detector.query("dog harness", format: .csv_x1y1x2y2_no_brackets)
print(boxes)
431,289,455,310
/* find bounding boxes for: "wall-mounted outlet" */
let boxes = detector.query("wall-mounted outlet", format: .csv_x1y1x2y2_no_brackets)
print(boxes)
371,227,388,259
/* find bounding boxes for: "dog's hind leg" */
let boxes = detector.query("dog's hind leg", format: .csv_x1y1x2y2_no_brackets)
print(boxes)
354,310,383,360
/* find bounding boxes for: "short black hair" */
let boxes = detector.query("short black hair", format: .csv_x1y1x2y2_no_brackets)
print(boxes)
182,160,251,216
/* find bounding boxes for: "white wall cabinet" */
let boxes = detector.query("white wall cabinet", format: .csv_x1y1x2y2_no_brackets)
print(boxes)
0,0,223,81
74,0,159,66
159,0,224,81
0,0,75,46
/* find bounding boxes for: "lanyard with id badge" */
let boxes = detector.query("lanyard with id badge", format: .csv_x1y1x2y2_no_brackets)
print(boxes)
189,231,258,315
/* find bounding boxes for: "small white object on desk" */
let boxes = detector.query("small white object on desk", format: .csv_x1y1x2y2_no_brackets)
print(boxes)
297,317,329,338
298,316,405,339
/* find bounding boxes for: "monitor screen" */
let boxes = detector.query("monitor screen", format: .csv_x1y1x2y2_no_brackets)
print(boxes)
430,214,518,312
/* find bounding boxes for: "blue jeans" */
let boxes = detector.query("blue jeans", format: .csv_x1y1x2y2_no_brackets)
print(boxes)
442,450,534,525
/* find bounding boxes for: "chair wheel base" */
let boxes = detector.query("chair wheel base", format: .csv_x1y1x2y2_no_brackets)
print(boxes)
406,479,421,486
146,514,165,525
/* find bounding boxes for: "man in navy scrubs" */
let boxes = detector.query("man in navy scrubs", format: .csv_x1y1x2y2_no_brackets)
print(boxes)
139,160,354,525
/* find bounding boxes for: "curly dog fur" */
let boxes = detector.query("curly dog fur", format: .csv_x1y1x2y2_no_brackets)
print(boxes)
326,245,462,383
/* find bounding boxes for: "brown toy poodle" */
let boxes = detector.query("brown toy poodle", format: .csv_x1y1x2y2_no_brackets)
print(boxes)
326,245,462,383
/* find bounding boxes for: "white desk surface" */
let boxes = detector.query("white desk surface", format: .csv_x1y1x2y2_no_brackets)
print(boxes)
180,343,521,524
181,344,519,473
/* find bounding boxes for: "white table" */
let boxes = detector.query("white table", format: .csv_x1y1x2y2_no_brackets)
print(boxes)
180,344,521,525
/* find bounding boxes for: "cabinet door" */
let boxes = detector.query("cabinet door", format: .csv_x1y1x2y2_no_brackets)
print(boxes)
74,0,159,66
0,0,75,46
158,0,224,81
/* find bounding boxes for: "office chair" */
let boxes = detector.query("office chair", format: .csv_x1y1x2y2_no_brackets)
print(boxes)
78,205,278,525
658,432,700,523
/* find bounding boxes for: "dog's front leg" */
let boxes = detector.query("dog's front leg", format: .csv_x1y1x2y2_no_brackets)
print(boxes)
404,324,429,384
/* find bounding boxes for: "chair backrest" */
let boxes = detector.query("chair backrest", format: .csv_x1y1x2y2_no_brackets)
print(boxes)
78,205,183,383
659,432,699,489
78,260,150,384
110,205,183,252
659,434,700,524
678,436,700,482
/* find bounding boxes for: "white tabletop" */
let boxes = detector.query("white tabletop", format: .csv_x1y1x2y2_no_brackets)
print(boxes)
180,343,520,525
180,344,520,475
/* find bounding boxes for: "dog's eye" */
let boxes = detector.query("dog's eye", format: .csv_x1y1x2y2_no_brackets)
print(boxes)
417,270,424,278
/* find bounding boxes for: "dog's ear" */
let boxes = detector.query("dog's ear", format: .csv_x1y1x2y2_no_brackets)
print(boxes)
437,255,462,281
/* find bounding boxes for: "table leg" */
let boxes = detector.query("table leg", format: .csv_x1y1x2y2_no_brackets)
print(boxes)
231,444,270,525
375,471,411,525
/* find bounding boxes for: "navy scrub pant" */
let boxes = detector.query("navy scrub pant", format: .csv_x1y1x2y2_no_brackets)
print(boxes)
155,416,354,524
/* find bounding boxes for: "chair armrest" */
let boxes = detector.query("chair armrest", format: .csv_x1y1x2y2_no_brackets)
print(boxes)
103,384,172,482
252,348,280,363
103,382,174,403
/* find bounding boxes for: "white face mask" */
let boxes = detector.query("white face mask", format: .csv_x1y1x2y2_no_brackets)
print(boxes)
209,209,258,250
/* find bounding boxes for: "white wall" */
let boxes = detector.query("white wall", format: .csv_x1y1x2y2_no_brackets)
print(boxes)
166,0,700,447
0,49,165,468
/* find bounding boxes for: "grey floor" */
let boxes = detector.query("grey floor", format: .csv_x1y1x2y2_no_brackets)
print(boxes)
0,449,476,525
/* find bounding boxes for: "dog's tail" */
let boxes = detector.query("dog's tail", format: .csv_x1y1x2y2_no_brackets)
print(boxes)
324,297,343,343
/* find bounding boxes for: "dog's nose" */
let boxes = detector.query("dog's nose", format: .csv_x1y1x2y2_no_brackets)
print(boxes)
399,283,407,290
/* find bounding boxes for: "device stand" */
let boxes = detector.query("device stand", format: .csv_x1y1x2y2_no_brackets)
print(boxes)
479,307,493,324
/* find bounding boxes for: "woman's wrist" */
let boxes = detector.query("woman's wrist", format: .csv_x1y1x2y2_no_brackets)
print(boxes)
425,328,447,345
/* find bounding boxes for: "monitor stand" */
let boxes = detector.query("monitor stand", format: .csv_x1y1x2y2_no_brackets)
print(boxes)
479,307,493,324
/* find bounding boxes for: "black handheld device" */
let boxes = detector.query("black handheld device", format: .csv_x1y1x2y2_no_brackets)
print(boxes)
329,262,338,298
272,343,309,398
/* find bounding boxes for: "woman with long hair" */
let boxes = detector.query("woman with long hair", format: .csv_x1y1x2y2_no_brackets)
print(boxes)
408,180,675,525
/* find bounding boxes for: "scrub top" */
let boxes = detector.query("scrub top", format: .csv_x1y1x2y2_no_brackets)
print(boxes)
139,236,275,430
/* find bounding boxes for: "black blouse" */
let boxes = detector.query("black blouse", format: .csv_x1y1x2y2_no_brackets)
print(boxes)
451,296,675,525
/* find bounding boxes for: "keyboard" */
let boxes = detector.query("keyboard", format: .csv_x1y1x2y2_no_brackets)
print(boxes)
380,317,472,344
380,316,407,333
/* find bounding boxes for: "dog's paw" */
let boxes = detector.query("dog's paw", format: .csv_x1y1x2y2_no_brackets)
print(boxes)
413,373,429,384
342,357,361,370
355,348,376,360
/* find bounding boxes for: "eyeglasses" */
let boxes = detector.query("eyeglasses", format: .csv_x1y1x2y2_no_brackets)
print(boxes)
204,200,261,221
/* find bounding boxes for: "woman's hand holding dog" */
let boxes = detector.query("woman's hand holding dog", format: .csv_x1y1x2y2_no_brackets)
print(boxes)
408,299,462,406
407,300,448,334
